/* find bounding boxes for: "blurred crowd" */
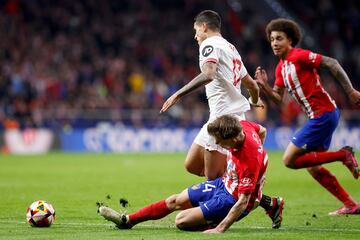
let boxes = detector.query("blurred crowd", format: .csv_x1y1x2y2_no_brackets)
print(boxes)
0,0,359,129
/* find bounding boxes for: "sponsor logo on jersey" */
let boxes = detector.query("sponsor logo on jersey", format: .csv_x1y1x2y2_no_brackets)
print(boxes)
202,45,214,57
191,184,201,190
240,177,252,187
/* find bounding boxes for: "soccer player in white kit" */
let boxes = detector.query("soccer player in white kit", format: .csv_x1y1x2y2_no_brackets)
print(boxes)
161,10,264,180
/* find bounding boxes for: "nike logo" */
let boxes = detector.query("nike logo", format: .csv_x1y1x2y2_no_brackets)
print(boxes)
203,203,210,211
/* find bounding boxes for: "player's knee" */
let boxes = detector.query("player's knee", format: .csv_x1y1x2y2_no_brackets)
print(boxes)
184,162,194,174
282,155,295,168
174,212,187,230
184,162,204,177
165,194,178,211
307,166,323,175
175,212,194,230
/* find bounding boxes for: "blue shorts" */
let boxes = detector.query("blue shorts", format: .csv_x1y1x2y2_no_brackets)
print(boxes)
188,178,237,224
292,109,340,151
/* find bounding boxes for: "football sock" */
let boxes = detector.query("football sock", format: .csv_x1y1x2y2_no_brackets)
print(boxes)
310,167,355,206
259,194,273,211
293,150,346,169
128,200,172,225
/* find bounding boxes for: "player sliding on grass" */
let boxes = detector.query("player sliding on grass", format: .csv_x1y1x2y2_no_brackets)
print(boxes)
255,18,360,215
99,115,284,232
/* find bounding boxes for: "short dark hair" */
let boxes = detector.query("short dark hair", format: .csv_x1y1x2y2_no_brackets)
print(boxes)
265,18,302,47
207,115,242,140
194,10,221,32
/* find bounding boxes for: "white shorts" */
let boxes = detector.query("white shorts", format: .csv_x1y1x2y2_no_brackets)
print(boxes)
193,113,246,154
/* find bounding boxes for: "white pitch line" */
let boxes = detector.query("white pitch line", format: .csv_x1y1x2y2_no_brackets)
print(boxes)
1,220,360,233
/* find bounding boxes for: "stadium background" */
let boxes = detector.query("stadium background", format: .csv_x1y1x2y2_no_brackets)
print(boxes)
0,0,359,153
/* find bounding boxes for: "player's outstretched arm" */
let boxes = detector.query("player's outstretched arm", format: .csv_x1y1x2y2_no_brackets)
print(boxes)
254,66,284,105
320,56,360,106
160,62,217,113
204,193,250,234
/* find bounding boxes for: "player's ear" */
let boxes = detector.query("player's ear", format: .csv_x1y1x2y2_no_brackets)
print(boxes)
202,22,208,32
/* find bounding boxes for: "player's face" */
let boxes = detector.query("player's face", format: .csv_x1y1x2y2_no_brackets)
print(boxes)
270,31,292,59
215,138,235,150
194,22,206,45
215,131,244,150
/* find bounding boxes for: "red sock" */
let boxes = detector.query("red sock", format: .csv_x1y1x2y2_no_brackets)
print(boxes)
128,200,172,225
293,150,346,169
310,167,354,206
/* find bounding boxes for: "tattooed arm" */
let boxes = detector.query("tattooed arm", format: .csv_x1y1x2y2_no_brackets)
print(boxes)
160,62,217,113
320,56,360,105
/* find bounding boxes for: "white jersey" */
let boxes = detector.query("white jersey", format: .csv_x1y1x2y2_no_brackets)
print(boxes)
199,36,250,120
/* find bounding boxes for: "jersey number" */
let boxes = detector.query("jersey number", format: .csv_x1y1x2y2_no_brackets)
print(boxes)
232,58,242,86
202,183,216,192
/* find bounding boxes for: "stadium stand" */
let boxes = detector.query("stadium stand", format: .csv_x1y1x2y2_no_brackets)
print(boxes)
0,0,359,129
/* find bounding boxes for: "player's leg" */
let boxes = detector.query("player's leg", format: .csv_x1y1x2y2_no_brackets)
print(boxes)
98,206,133,229
184,143,205,176
99,189,194,228
283,110,359,177
175,207,209,230
179,178,235,230
204,149,227,180
282,142,307,168
307,166,360,215
284,142,358,176
259,194,284,229
186,122,227,179
125,187,195,226
126,196,177,226
185,122,208,176
253,175,284,229
176,194,236,231
282,112,334,168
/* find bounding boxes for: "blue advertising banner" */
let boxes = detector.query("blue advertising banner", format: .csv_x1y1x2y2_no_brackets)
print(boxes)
60,123,198,152
60,123,360,152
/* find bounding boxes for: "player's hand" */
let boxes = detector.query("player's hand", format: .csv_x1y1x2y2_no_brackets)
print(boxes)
203,228,223,234
249,97,265,109
349,89,360,106
160,94,179,113
254,66,268,87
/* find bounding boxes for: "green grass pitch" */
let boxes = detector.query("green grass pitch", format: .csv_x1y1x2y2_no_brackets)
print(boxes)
0,151,359,239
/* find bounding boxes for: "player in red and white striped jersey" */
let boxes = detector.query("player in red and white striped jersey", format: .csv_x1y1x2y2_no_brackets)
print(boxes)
99,115,283,233
255,18,360,215
274,48,337,119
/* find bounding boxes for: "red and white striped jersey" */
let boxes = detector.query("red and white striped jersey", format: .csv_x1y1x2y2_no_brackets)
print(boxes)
275,48,337,119
222,121,268,200
198,36,250,120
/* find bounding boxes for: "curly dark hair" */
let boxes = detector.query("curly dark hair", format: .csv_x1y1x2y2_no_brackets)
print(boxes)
265,18,302,47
